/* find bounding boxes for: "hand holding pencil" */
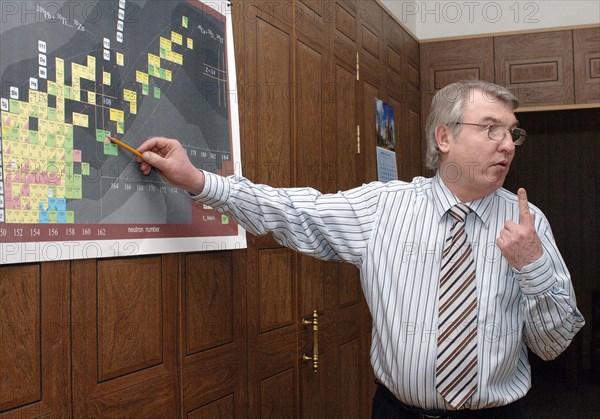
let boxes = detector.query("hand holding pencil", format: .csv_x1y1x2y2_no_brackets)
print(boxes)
107,136,143,158
135,136,206,196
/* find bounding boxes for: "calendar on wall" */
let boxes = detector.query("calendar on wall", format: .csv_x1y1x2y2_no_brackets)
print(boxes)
375,98,398,182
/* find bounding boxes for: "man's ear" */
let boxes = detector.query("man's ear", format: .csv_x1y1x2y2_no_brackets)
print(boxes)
435,125,452,153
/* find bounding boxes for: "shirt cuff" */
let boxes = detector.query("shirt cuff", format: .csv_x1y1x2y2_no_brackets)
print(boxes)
189,171,231,209
513,254,555,295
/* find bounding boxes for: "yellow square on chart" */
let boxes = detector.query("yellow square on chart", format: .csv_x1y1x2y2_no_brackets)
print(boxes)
103,71,111,86
123,89,136,102
87,55,96,71
117,52,124,66
72,113,89,128
136,70,149,85
110,108,124,123
72,63,84,78
171,31,183,45
56,57,65,82
148,54,160,68
160,37,172,51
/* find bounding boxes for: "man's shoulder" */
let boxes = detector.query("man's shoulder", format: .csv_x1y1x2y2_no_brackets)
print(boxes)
380,176,433,193
341,177,433,207
495,187,518,202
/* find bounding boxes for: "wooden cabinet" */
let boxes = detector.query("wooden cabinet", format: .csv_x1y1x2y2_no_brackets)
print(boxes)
495,31,574,107
421,28,600,110
574,28,600,104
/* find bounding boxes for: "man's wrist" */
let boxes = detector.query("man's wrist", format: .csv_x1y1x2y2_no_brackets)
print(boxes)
186,169,206,196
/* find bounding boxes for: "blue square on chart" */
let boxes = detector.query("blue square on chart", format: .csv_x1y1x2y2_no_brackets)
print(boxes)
39,211,49,223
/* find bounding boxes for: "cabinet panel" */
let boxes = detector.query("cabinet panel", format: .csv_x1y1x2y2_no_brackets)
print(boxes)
404,30,420,92
494,31,574,106
362,24,380,59
0,262,70,418
97,259,163,382
358,0,383,84
181,251,245,418
260,368,296,418
295,0,327,44
335,64,359,188
0,265,41,411
185,252,234,354
335,1,357,43
421,37,494,120
362,80,380,181
259,249,294,332
384,14,404,79
255,17,292,186
339,337,361,419
406,106,422,180
187,394,235,419
72,256,179,417
296,40,325,188
574,28,600,103
333,1,358,76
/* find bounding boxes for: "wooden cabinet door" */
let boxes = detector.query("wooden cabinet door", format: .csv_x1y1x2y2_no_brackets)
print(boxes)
296,1,337,417
494,31,574,107
0,262,70,418
574,28,600,104
420,37,494,124
242,2,298,417
330,2,370,418
242,1,368,417
180,251,246,418
71,256,180,417
298,0,367,416
384,13,421,181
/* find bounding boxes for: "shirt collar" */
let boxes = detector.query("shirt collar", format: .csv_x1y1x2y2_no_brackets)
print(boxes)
431,173,495,227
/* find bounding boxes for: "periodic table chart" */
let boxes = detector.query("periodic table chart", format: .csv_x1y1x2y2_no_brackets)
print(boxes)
0,0,245,264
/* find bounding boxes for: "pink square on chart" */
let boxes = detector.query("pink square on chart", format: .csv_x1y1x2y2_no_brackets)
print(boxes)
73,149,82,162
11,197,20,209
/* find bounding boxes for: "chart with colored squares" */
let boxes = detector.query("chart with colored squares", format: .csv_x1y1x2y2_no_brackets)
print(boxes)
0,0,245,264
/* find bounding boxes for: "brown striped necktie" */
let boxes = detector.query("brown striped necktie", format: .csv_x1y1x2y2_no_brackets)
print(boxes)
436,203,477,409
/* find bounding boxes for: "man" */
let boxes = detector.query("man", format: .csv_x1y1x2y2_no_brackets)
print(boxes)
136,81,584,418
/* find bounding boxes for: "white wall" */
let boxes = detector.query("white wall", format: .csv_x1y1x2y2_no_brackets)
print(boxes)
380,0,600,40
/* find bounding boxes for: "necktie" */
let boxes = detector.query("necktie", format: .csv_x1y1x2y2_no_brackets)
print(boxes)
436,203,478,409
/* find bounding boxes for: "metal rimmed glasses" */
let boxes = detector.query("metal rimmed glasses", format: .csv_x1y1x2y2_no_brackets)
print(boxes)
454,122,527,145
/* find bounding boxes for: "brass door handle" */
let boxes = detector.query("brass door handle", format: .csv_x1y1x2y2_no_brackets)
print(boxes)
302,310,319,373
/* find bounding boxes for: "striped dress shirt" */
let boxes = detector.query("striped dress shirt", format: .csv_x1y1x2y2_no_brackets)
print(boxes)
194,171,585,410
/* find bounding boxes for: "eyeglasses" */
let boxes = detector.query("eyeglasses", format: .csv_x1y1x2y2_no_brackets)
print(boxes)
454,122,527,145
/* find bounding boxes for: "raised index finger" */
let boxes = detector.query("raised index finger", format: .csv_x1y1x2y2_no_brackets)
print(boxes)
518,187,533,226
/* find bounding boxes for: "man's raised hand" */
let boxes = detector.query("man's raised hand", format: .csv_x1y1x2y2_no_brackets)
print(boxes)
496,188,543,270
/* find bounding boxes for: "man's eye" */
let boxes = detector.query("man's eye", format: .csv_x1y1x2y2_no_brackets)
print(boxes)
488,124,503,135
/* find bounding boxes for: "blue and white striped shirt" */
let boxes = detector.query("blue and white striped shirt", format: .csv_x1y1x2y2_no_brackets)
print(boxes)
194,171,585,410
